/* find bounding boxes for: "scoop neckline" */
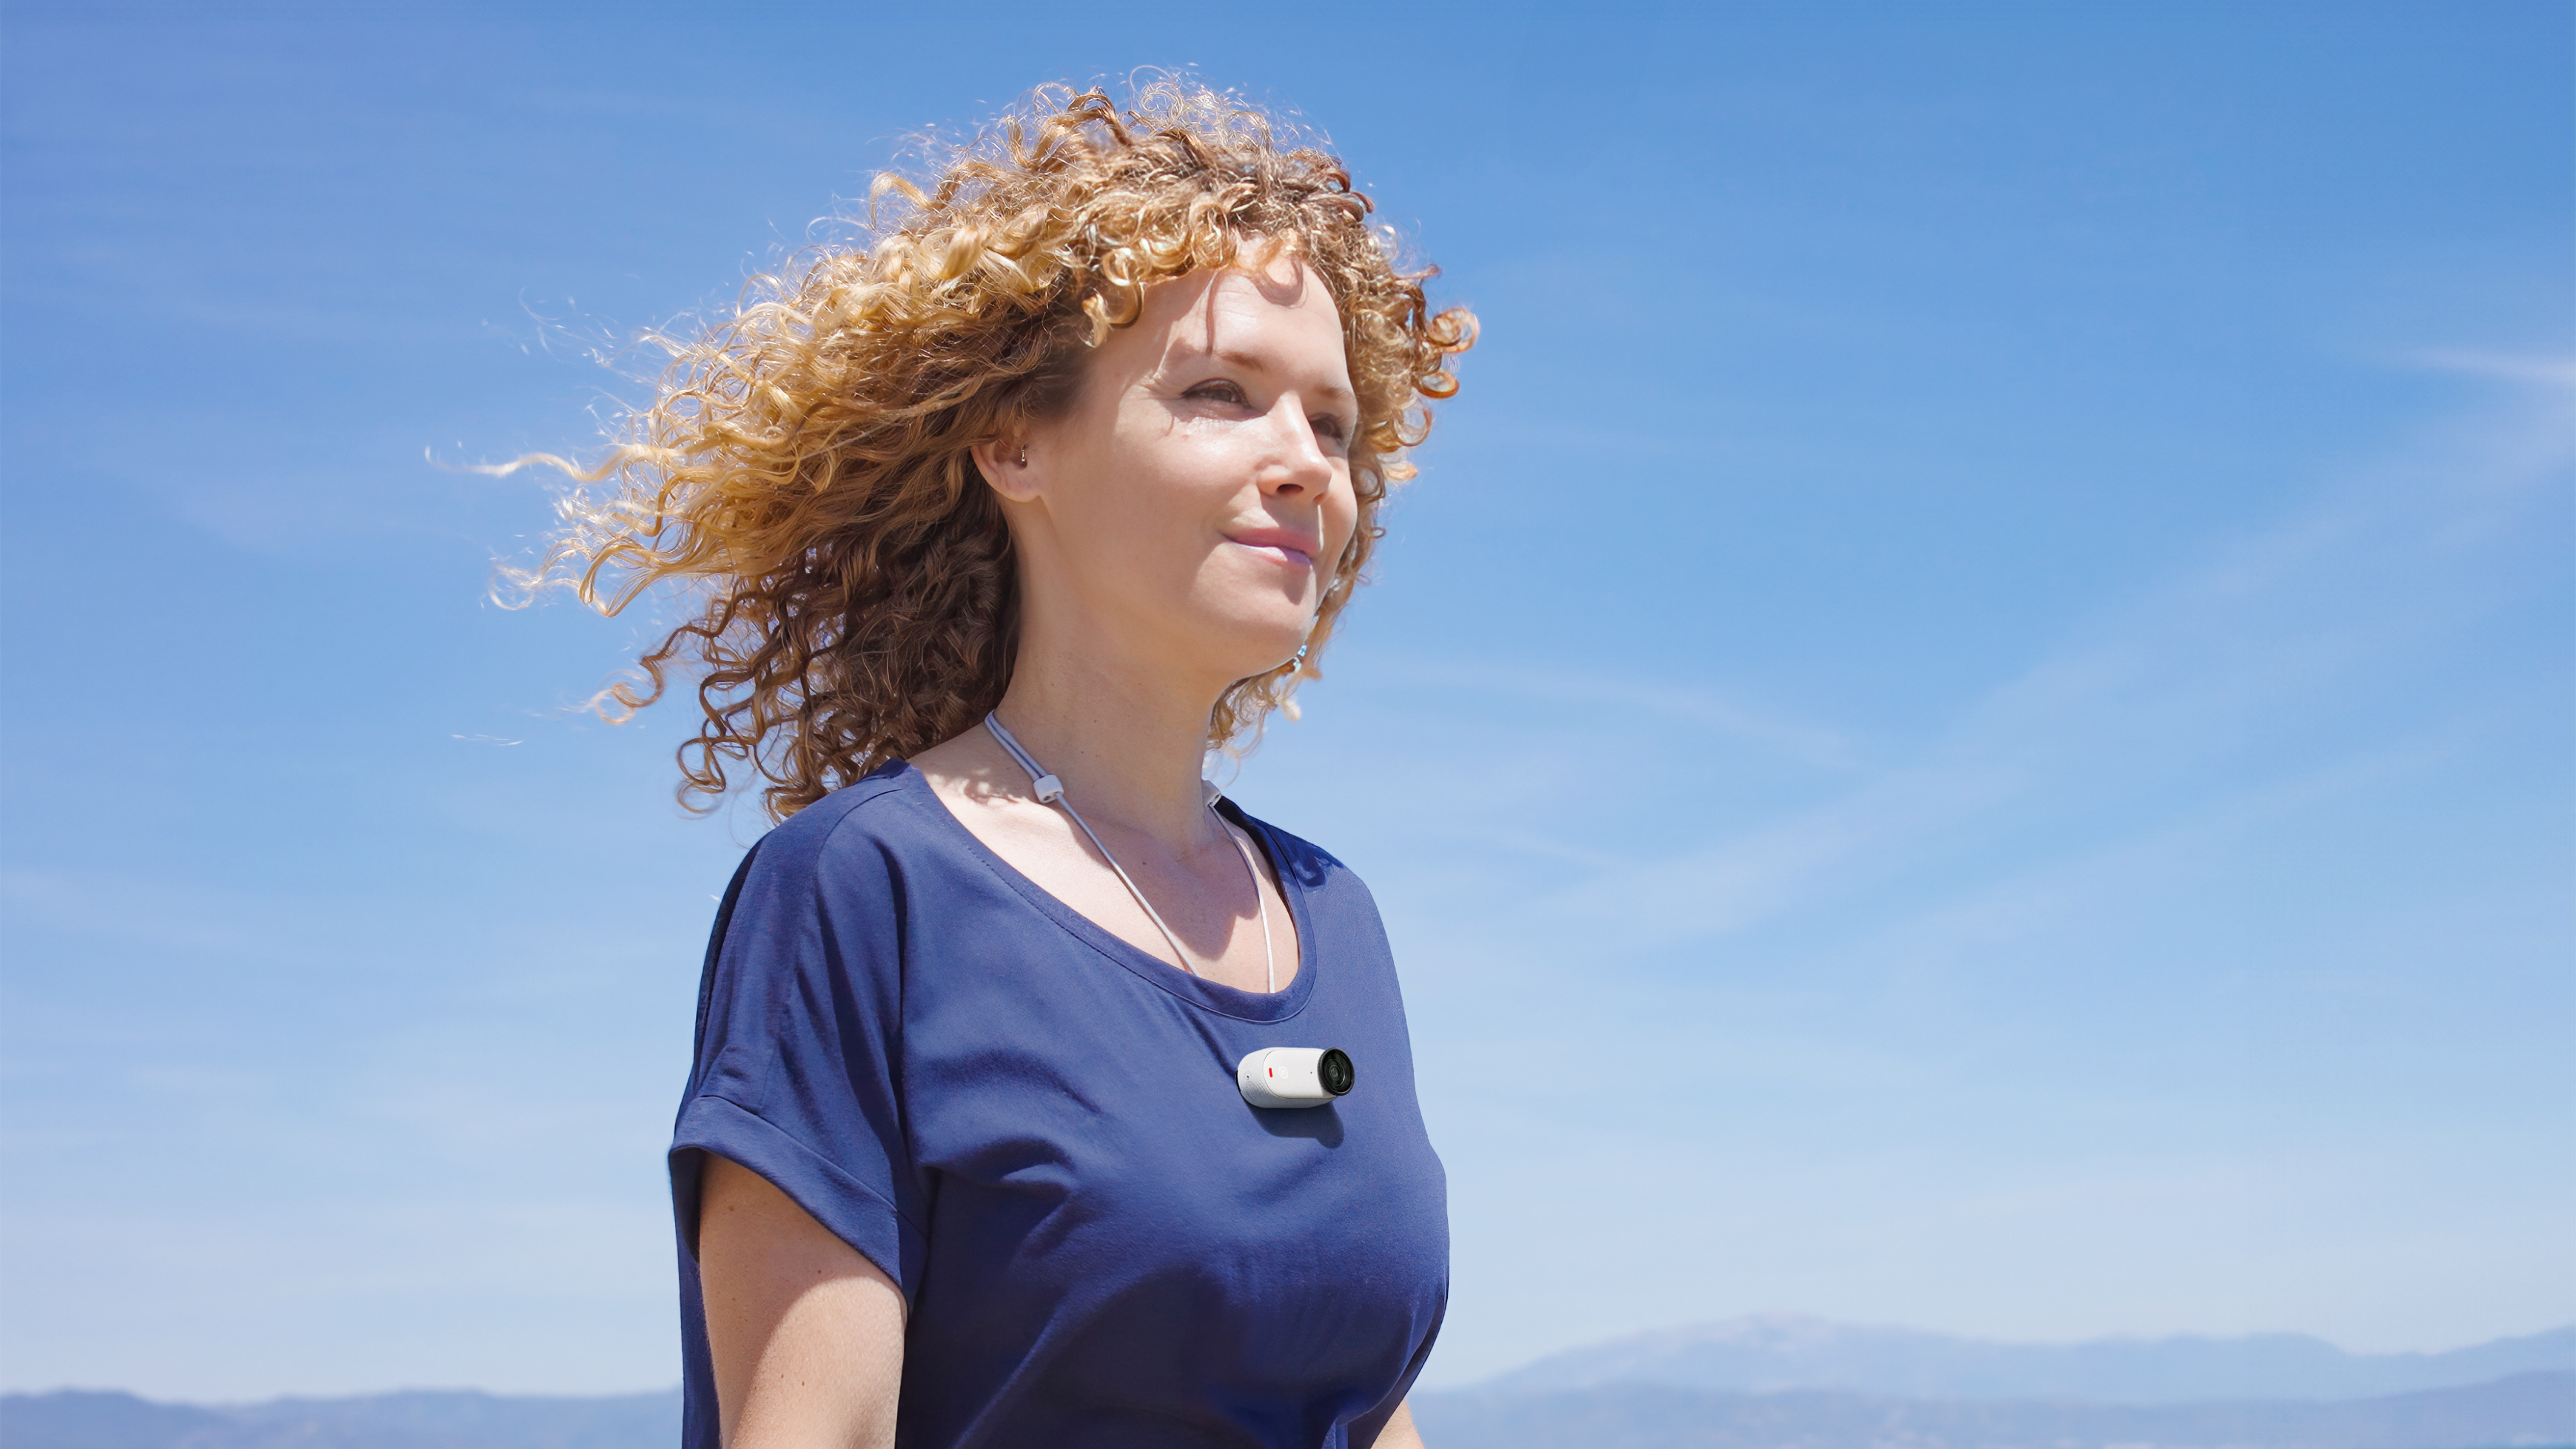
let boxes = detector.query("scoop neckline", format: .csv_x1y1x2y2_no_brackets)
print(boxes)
884,761,1320,1024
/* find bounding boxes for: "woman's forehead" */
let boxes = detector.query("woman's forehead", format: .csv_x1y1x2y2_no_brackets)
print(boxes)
1132,263,1352,393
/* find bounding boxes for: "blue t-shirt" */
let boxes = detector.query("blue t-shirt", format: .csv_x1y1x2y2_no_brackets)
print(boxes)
668,762,1448,1448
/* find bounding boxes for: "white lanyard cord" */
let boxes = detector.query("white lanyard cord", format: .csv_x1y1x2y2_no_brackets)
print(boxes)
983,712,1276,992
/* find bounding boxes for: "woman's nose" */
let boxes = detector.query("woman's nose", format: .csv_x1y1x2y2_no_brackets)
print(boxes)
1261,399,1335,495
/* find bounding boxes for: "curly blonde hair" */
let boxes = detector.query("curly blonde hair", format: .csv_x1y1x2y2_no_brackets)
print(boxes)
512,79,1474,821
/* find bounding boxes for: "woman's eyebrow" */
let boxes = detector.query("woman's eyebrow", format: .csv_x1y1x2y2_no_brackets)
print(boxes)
1200,344,1356,404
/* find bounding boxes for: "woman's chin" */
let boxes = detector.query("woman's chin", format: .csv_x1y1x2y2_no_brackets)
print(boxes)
1189,629,1312,691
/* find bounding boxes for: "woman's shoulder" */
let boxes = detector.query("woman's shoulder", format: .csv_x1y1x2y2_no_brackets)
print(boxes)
740,764,950,879
714,766,974,961
1224,802,1377,907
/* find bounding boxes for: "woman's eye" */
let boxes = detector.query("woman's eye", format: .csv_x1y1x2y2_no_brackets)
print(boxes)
1186,381,1249,406
1312,415,1352,447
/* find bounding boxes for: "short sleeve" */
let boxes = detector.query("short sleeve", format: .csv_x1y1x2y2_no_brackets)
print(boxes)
667,800,927,1298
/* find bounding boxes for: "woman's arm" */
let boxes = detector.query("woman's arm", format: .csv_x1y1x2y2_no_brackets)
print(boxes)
697,1154,907,1449
1368,1399,1425,1447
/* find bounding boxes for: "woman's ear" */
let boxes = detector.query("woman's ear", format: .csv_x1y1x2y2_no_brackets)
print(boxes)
971,435,1041,502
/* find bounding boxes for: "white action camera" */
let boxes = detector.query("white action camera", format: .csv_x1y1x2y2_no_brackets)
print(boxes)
1236,1047,1355,1110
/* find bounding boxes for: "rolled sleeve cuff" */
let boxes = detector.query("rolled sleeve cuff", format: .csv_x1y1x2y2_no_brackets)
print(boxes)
670,1092,927,1302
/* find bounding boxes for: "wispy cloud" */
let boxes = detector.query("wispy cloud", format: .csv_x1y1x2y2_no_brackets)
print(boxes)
1486,378,2570,952
2405,348,2576,390
1355,656,1873,773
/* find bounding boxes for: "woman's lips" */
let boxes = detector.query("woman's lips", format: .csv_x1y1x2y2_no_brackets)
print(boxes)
1226,529,1318,569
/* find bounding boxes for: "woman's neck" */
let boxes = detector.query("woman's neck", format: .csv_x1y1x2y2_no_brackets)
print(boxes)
989,649,1224,855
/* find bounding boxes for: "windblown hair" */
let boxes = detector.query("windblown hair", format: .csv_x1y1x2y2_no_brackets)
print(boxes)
511,79,1474,821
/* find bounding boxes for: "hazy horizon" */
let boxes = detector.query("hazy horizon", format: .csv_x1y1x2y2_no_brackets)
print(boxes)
12,1315,2573,1403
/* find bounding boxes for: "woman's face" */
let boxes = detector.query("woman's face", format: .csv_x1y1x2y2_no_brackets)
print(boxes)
995,251,1359,696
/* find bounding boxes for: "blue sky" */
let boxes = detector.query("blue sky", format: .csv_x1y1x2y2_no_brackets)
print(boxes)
2,0,2568,1401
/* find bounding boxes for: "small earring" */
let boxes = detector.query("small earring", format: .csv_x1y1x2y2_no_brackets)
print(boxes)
1018,444,1029,466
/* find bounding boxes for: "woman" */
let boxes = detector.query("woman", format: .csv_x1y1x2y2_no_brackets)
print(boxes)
527,81,1473,1448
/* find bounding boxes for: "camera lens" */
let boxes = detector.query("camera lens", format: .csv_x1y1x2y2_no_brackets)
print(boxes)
1319,1048,1354,1096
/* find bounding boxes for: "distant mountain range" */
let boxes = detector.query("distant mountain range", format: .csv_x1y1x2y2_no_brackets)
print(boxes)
1411,1372,2576,1449
0,1387,681,1449
5,1318,2569,1449
1482,1314,2576,1404
8,1376,2568,1449
0,1371,685,1443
